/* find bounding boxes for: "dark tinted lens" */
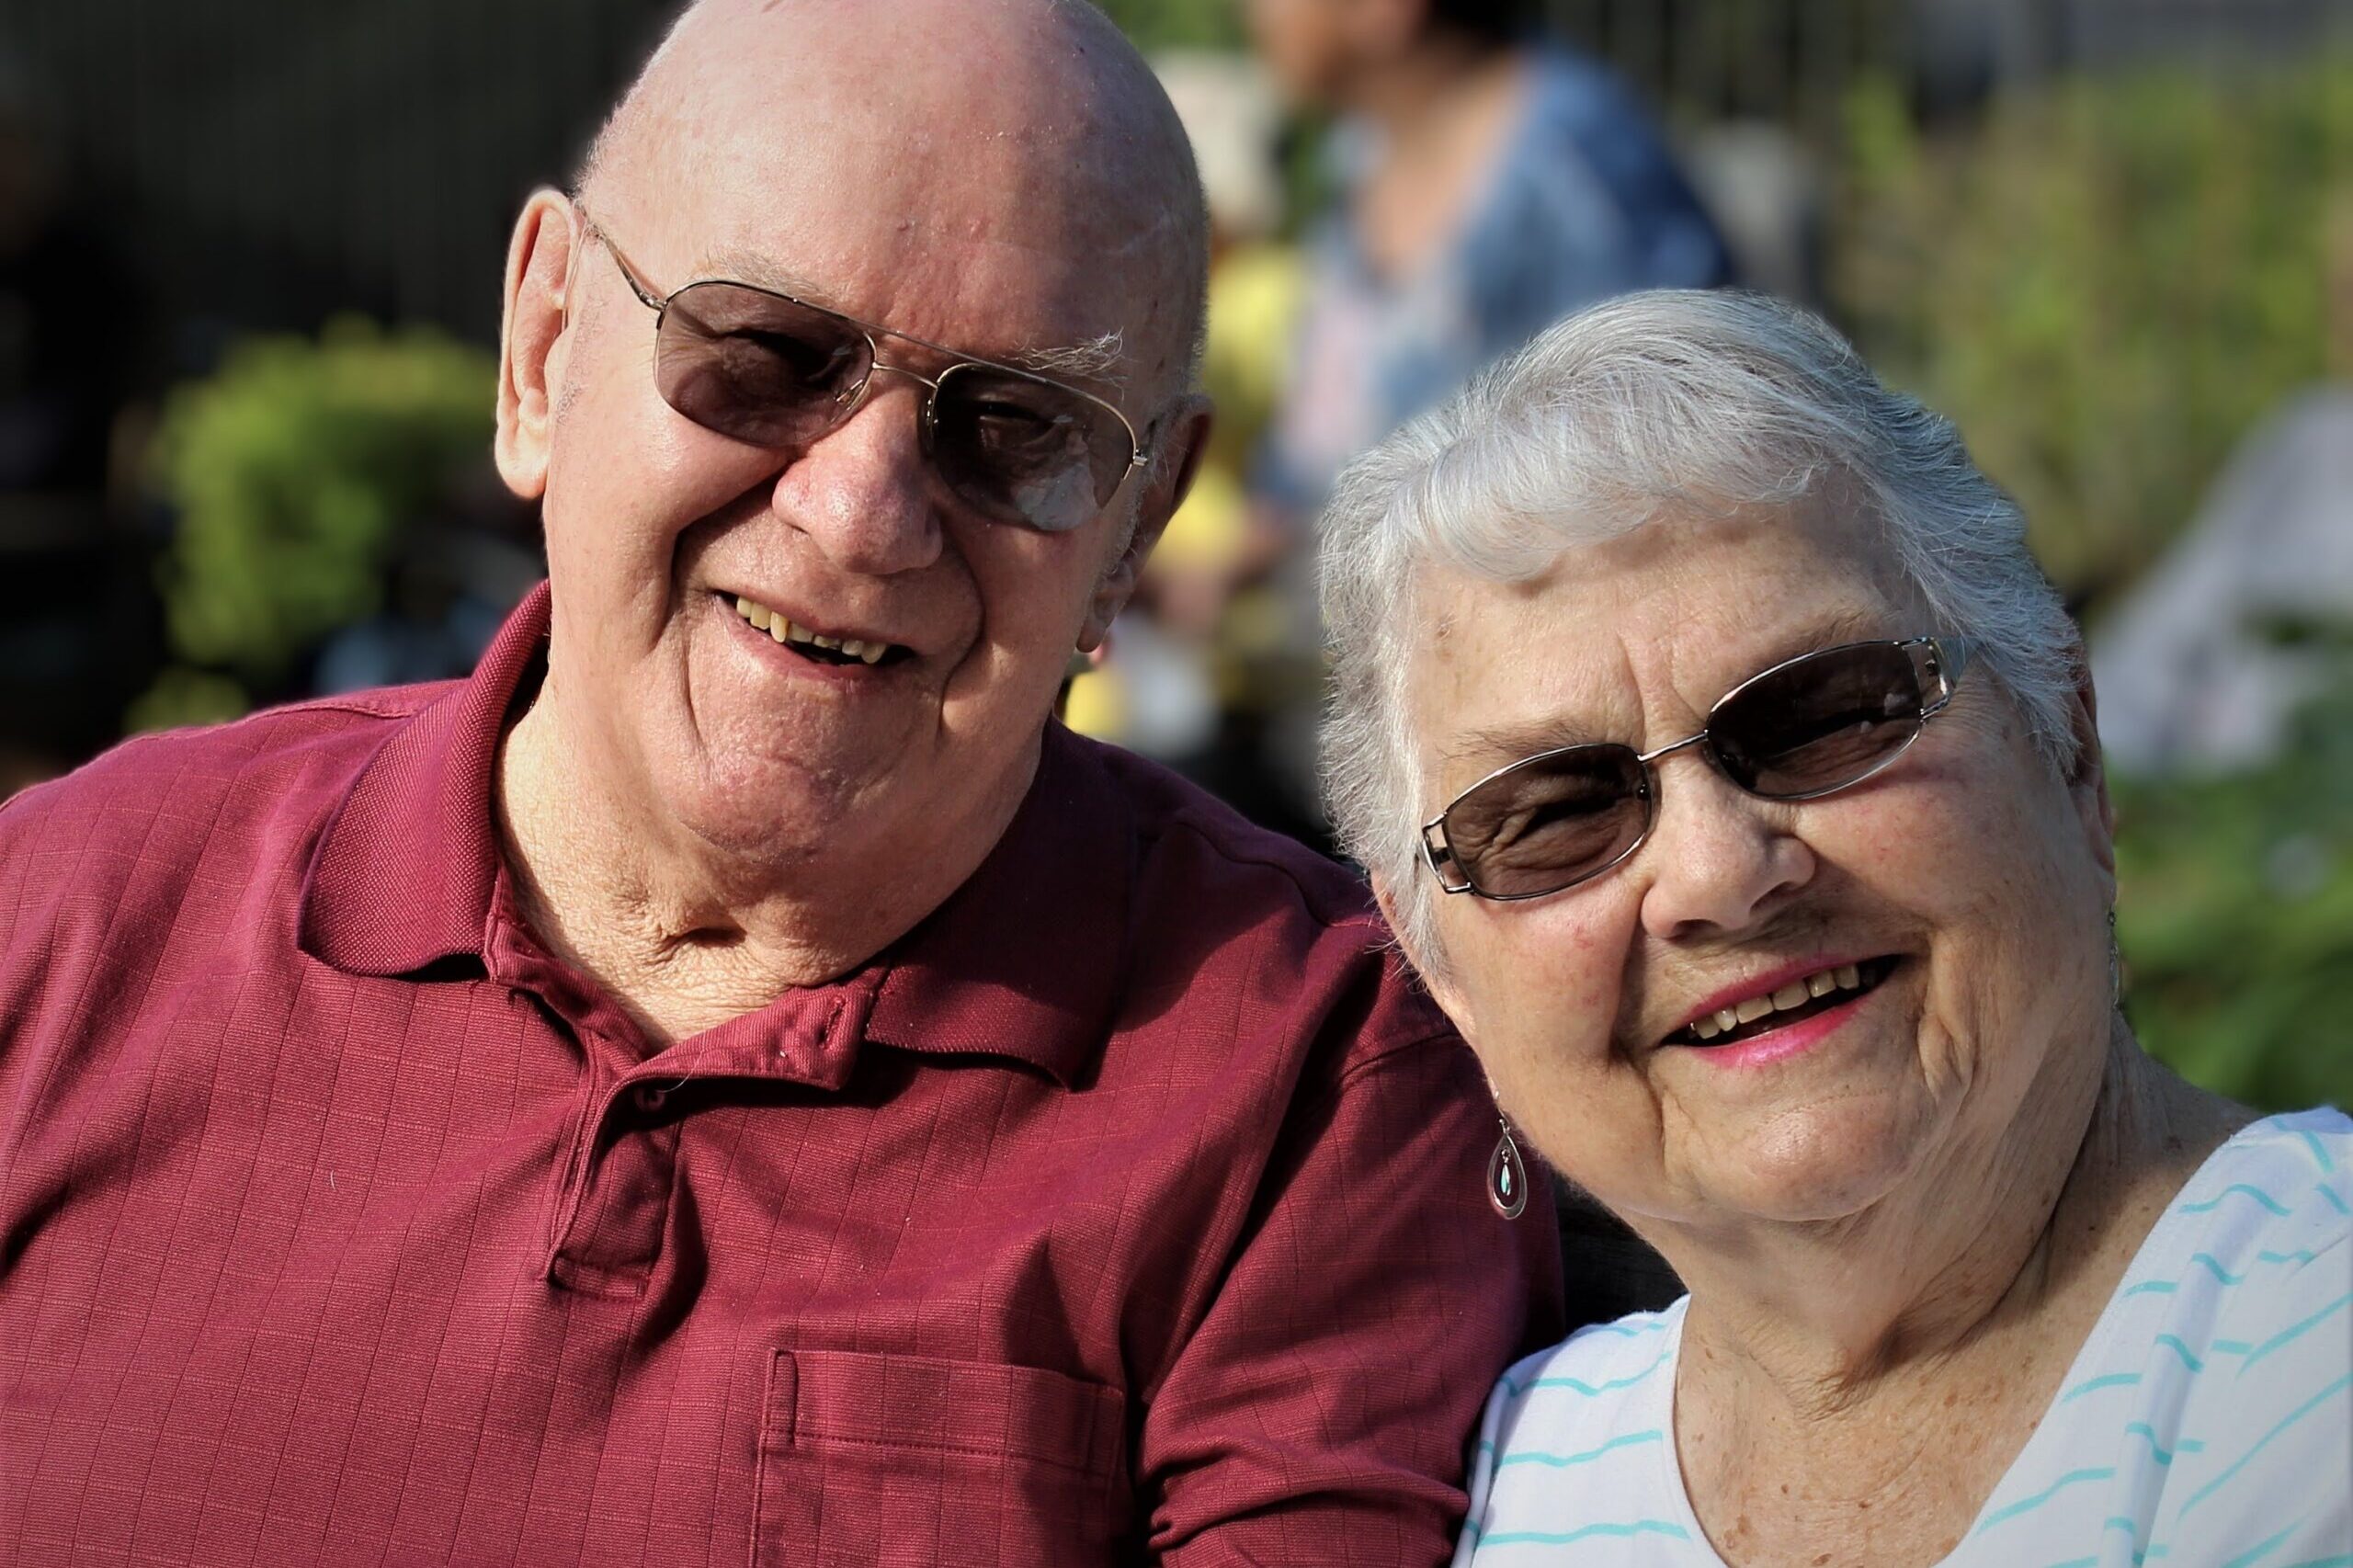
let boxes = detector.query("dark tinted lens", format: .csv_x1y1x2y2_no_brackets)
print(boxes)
929,366,1132,533
654,283,871,446
1709,642,1927,798
1441,745,1651,899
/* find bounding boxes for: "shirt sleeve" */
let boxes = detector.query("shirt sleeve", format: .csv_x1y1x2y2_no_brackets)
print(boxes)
2153,1224,2353,1565
1137,1031,1564,1568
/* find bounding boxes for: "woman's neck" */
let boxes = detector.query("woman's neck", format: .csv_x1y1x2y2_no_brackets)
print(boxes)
1661,1030,2245,1565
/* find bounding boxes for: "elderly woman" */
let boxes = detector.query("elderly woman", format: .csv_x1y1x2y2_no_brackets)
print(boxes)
1319,290,2351,1565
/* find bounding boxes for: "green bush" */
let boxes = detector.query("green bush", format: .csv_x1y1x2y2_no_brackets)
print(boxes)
1836,60,2349,606
2114,667,2353,1113
1090,0,1245,51
141,318,495,721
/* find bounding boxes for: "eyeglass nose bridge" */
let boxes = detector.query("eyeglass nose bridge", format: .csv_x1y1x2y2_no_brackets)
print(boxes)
816,356,954,457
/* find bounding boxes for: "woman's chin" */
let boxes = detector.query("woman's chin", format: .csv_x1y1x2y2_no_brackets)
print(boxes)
1671,1096,1946,1228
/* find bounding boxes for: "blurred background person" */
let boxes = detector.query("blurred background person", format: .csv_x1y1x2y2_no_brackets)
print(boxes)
1245,0,1731,530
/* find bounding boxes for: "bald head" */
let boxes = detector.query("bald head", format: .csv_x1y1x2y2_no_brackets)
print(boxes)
577,0,1209,401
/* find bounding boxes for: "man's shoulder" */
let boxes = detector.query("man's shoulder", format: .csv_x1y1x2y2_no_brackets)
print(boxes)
1066,732,1454,1059
0,682,452,892
1077,732,1383,934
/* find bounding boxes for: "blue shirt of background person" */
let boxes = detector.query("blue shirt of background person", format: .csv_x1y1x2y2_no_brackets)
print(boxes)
1256,45,1733,514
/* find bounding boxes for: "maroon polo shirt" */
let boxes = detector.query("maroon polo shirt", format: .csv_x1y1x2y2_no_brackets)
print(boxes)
0,585,1559,1568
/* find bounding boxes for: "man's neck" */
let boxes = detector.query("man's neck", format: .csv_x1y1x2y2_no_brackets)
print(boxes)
492,690,1034,1048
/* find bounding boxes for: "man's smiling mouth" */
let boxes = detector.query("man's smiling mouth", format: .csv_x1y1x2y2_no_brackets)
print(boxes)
729,593,911,667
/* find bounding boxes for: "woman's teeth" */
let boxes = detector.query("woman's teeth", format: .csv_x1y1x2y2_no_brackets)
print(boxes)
1688,963,1869,1042
733,595,890,665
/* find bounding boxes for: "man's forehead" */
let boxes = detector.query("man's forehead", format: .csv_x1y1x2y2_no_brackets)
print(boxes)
585,0,1202,394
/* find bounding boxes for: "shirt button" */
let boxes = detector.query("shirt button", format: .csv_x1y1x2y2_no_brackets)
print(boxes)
632,1084,669,1114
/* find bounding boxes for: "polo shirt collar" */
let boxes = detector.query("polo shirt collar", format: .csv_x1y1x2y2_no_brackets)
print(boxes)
300,583,1132,1087
300,581,550,976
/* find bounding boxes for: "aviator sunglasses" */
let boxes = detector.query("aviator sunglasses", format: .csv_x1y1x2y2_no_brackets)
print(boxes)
574,210,1148,534
1423,636,1968,902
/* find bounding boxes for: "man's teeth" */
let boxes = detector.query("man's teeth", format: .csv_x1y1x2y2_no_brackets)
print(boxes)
733,596,889,664
1689,963,1866,1041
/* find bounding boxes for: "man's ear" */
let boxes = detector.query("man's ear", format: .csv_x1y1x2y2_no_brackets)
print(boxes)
494,188,579,502
1078,392,1213,652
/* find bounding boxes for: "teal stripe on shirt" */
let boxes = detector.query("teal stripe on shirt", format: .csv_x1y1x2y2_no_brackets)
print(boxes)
2062,1371,2143,1403
2125,1250,2322,1299
2180,1185,2293,1217
1975,1467,2119,1532
2236,1291,2353,1375
2216,1522,2302,1568
2178,1370,2353,1519
1495,1429,1665,1470
1474,1520,1693,1548
1505,1347,1671,1400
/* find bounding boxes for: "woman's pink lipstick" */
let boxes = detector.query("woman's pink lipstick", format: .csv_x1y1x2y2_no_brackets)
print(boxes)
1684,992,1870,1069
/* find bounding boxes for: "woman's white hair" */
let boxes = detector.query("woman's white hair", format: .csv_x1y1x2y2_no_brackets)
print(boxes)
1317,289,2084,971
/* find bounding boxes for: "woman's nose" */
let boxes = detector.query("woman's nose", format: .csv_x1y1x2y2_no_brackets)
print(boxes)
1634,753,1816,941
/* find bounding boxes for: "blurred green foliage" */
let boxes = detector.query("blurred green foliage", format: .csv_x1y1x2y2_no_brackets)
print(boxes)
138,318,494,728
1836,59,2349,606
2115,668,2353,1112
1090,0,1245,51
1835,61,2350,1111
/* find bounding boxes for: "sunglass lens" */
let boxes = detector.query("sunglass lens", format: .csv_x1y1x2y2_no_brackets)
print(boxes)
1444,745,1650,899
928,367,1131,533
654,283,871,446
1711,642,1927,797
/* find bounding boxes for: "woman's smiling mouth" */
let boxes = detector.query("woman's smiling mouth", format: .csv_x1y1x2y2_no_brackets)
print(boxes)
1665,957,1900,1051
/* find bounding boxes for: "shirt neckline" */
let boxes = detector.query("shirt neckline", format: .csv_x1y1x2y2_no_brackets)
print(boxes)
1646,1115,2313,1565
296,580,1135,1085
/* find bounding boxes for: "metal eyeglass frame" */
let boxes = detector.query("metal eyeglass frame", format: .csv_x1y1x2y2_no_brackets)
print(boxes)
569,206,1150,520
1420,636,1968,901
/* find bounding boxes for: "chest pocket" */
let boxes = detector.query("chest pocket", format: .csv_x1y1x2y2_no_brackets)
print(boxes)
756,1348,1131,1567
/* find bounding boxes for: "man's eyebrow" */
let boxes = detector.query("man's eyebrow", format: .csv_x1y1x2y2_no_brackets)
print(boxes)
690,246,1128,386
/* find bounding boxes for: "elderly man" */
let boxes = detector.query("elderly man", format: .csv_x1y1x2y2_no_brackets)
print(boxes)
0,1,1556,1563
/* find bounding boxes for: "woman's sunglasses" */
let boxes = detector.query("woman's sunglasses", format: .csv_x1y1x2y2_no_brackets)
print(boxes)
1422,637,1967,902
575,212,1147,534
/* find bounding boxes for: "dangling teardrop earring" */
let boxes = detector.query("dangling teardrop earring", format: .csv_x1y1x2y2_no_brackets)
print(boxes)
1488,1116,1529,1220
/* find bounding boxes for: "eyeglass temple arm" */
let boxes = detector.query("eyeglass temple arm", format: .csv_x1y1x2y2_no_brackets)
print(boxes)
569,202,667,313
1920,634,1971,716
1420,821,1474,894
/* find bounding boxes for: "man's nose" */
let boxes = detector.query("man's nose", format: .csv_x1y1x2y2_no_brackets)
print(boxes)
1634,752,1815,941
768,379,946,576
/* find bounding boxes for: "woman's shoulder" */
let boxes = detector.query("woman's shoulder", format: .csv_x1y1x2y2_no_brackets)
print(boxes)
2171,1108,2353,1248
1457,1301,1698,1564
2079,1108,2353,1559
1483,1299,1688,1447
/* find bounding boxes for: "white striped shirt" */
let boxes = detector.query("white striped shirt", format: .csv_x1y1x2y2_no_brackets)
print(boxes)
1455,1109,2353,1566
